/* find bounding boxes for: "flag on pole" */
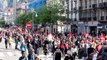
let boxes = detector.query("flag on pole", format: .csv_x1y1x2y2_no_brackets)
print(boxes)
17,26,22,33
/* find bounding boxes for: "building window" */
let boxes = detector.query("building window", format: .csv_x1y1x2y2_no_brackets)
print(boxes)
101,16,104,20
93,17,97,21
106,16,107,20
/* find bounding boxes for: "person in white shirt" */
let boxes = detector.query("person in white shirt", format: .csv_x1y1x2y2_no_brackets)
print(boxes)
71,45,78,59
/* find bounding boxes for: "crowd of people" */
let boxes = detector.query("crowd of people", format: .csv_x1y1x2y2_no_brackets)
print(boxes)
0,27,107,60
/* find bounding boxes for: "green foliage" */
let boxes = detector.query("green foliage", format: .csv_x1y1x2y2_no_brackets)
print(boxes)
0,21,5,27
16,4,66,26
16,11,38,26
37,6,60,25
16,13,27,25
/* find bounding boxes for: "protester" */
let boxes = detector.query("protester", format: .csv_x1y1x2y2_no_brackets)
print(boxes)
4,32,9,49
20,41,28,55
28,48,37,60
71,45,78,59
15,34,19,49
19,51,28,60
53,48,62,60
1,27,107,60
64,50,74,60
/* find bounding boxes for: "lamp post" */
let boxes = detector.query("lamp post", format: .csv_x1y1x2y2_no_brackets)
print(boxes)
25,0,27,13
13,0,16,24
31,9,38,31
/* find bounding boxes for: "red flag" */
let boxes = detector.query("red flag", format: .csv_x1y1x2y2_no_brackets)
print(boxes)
69,32,73,40
100,34,105,40
100,34,105,43
96,45,102,51
85,32,89,38
69,32,73,38
70,32,73,37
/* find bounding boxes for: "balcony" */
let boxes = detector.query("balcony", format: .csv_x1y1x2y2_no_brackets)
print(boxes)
79,18,82,21
99,3,105,9
79,17,83,21
73,8,76,10
92,4,97,9
106,16,107,20
101,16,104,20
82,17,87,21
79,7,82,10
93,17,97,21
104,2,107,8
87,17,91,21
74,18,77,21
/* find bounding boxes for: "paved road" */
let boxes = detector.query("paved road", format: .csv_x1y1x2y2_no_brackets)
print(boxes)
0,39,21,60
0,39,79,60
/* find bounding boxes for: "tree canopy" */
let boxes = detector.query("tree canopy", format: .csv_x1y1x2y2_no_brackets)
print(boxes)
16,4,66,26
37,6,59,25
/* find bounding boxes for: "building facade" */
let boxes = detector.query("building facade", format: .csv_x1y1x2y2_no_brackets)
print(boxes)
67,0,107,35
46,0,71,33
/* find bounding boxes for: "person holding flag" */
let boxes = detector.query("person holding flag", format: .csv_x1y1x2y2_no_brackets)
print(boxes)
17,26,22,33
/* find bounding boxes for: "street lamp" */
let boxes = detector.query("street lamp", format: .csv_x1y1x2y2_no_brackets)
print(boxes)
25,0,28,13
31,9,38,31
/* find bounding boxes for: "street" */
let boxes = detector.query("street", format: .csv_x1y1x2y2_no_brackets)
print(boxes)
0,40,21,60
0,39,79,60
0,40,64,60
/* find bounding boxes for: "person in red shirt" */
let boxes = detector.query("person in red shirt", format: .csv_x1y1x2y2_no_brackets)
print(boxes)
60,41,65,55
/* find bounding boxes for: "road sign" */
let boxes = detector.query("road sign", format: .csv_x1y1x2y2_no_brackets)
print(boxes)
26,22,32,28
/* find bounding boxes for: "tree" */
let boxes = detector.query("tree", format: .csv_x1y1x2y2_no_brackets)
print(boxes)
37,5,60,26
16,13,28,26
36,5,64,32
16,4,66,29
16,11,38,26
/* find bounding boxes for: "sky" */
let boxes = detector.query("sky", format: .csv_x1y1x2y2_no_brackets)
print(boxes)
28,0,46,11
